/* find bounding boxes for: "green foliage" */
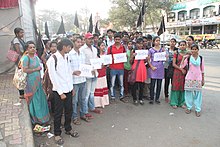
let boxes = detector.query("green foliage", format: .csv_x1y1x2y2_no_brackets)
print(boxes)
108,0,175,31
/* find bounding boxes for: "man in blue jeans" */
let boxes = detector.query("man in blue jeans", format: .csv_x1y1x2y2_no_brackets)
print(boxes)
69,37,89,124
80,33,102,119
107,33,128,103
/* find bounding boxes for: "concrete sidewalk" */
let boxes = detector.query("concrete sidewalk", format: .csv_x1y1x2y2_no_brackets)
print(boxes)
0,74,34,147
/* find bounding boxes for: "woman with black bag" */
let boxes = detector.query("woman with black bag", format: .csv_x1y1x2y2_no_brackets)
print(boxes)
130,38,147,105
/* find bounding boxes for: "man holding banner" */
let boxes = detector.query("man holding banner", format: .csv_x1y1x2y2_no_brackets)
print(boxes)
80,33,102,118
107,33,128,103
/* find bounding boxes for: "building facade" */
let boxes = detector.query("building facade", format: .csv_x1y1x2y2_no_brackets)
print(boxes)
166,0,220,39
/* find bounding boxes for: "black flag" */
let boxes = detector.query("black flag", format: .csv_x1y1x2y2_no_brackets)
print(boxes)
45,22,50,39
137,0,146,27
95,21,100,35
74,12,79,28
32,19,38,36
36,31,44,58
57,16,66,34
88,14,93,33
157,16,166,36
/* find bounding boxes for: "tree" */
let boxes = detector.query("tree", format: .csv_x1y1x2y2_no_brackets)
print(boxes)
37,10,60,34
108,0,174,32
37,10,77,34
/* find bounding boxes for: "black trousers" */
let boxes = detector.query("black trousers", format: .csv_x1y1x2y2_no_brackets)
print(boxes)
150,79,162,101
132,82,144,101
53,91,72,136
164,69,172,98
106,67,111,89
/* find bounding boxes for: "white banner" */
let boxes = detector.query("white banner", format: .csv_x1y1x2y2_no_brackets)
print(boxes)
90,58,103,69
79,64,94,78
153,52,166,61
135,50,148,60
113,53,127,64
100,54,112,65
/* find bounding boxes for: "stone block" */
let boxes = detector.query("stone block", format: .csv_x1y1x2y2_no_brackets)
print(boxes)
0,131,3,140
9,137,22,145
13,133,22,140
0,141,6,147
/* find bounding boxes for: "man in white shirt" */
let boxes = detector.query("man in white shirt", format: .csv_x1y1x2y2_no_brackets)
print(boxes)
69,37,89,124
47,39,79,145
80,32,102,119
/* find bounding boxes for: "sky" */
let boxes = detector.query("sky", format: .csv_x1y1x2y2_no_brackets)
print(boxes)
35,0,112,19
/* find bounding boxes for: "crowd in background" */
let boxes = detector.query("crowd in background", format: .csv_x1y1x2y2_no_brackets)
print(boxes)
11,27,205,145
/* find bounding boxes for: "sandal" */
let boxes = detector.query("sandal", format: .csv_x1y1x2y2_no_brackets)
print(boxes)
172,105,177,109
73,118,81,125
195,111,201,117
54,136,64,145
181,105,186,109
19,96,25,99
65,130,79,138
120,98,129,103
91,108,102,114
85,113,94,119
165,97,169,103
80,116,90,122
185,109,191,114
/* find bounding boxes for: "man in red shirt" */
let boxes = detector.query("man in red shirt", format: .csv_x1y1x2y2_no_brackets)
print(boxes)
107,33,128,103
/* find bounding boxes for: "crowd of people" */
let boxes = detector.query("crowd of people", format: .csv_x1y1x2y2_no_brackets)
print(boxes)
11,27,205,145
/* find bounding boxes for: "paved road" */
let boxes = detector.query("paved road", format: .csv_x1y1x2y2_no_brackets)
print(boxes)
34,49,220,147
0,74,34,147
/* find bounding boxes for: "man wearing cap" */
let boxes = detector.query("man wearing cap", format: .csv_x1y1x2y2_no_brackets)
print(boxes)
80,32,102,119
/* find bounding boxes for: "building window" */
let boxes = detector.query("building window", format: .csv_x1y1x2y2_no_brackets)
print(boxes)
204,25,217,34
167,12,175,22
203,6,215,17
178,10,187,21
191,26,202,34
190,8,200,19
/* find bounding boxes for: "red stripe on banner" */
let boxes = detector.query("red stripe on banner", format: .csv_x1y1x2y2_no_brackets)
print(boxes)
0,0,19,9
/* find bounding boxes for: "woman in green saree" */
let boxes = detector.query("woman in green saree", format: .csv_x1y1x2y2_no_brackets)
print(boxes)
21,41,50,125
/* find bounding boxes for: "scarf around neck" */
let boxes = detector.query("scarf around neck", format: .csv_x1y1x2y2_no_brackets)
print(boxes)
178,49,187,54
190,56,200,66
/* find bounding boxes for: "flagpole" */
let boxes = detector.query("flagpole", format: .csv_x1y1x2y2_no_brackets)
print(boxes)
140,0,143,32
162,15,165,48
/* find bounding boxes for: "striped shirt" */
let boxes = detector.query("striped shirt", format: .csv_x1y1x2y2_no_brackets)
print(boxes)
68,49,86,84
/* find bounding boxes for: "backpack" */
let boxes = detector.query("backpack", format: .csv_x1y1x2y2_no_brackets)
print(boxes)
42,55,57,96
